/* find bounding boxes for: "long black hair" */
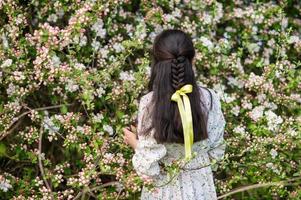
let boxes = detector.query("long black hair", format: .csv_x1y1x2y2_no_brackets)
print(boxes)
140,29,209,144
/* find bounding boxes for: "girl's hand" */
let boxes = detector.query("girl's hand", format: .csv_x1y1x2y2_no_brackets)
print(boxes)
123,127,138,149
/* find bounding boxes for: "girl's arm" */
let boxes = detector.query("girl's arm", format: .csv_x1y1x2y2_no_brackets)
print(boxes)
207,89,227,164
131,94,167,181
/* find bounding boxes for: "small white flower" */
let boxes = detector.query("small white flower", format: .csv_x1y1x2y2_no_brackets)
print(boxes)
249,105,265,122
65,79,79,92
51,55,61,67
57,9,65,18
91,19,106,38
288,128,298,137
1,59,12,68
200,36,214,50
266,162,273,168
202,12,212,24
91,40,100,51
99,47,109,59
288,35,299,44
233,125,246,135
227,76,244,89
76,126,85,134
113,43,124,53
270,149,278,159
257,93,266,103
103,124,114,136
47,14,58,22
79,35,87,46
264,110,283,132
281,17,288,30
95,86,105,97
224,94,235,103
247,43,260,53
43,114,60,142
93,113,104,123
266,162,280,174
0,178,12,192
2,33,9,49
74,63,86,70
6,83,16,96
231,105,240,116
119,71,135,81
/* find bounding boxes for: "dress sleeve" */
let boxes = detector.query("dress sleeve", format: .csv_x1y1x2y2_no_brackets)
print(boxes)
132,94,167,180
206,89,227,163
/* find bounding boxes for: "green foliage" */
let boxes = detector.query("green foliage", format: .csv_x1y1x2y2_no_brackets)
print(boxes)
0,0,300,199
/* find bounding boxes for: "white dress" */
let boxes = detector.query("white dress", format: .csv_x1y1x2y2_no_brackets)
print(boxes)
132,83,226,200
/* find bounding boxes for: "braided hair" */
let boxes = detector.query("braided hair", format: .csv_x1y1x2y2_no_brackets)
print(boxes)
140,29,209,144
170,55,187,90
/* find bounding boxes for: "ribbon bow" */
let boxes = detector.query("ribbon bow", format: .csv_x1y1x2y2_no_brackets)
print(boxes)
171,84,194,160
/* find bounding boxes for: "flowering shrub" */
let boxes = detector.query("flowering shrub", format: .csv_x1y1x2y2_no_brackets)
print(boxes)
0,0,301,199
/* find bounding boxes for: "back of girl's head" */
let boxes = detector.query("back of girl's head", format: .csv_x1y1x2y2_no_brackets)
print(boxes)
141,29,209,144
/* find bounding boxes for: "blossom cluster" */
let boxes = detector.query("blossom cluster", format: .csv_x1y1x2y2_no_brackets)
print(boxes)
0,0,300,199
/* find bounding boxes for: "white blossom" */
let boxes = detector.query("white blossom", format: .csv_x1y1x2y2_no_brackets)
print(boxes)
266,162,280,175
264,110,283,132
200,36,214,50
202,12,212,24
43,112,60,142
76,126,85,134
233,125,246,135
91,40,100,51
288,35,299,44
119,70,135,81
270,149,278,159
103,124,114,136
1,33,9,48
99,47,109,59
95,86,105,97
231,105,240,116
65,79,79,92
92,113,104,123
47,14,58,22
74,63,86,70
224,94,235,103
113,43,125,53
247,43,260,53
91,19,106,38
51,55,61,67
1,59,12,68
6,83,16,96
249,105,265,122
0,178,12,192
227,76,244,88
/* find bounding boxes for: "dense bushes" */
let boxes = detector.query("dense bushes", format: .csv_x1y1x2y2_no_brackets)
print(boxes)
0,0,300,199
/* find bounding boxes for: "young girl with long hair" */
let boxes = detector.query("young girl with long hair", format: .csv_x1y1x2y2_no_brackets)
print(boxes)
123,29,226,200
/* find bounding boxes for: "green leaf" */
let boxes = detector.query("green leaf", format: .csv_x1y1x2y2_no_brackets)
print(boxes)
60,104,68,114
0,142,7,157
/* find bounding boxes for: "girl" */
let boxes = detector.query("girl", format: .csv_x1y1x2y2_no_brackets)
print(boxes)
123,29,226,200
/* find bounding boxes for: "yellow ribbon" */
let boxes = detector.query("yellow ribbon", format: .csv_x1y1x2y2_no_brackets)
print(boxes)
171,84,194,160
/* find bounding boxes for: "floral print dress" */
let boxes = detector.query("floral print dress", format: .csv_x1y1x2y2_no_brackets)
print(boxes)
132,83,226,200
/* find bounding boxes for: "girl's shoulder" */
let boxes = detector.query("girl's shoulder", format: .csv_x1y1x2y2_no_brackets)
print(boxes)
196,82,215,111
139,91,153,107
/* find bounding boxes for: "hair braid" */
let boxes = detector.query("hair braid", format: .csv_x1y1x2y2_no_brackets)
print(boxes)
171,55,186,90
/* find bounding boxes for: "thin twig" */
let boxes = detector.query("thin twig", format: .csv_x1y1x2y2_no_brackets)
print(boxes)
0,103,73,141
217,176,301,199
22,105,66,140
0,119,23,141
41,119,66,140
73,181,122,200
38,126,55,200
